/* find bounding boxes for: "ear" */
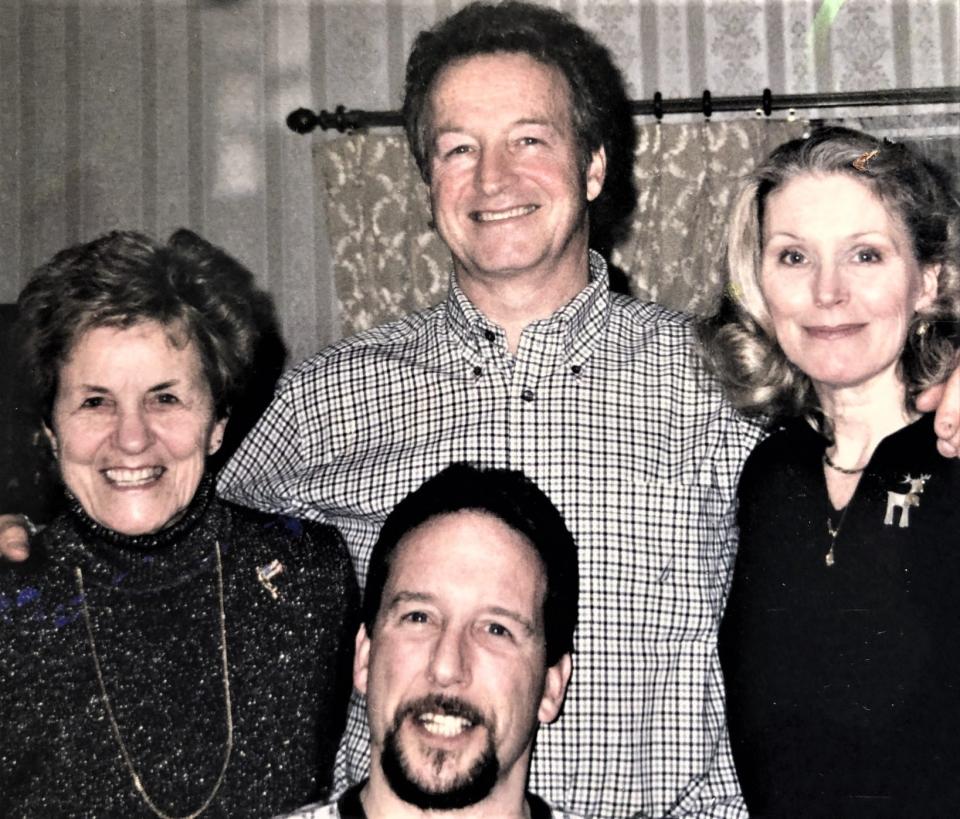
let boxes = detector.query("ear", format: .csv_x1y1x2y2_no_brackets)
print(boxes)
585,146,606,203
43,422,59,459
914,263,940,313
537,652,572,725
353,624,372,696
207,416,229,456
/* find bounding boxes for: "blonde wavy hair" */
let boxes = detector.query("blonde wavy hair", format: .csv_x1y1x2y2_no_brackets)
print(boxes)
699,126,960,421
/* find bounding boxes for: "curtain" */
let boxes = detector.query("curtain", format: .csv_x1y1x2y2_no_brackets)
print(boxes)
319,115,960,333
317,134,450,338
317,119,806,332
613,119,806,315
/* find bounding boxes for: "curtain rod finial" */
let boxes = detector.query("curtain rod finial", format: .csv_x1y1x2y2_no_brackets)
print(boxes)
287,108,318,135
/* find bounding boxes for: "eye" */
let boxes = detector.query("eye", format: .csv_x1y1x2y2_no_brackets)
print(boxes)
485,621,513,639
400,610,430,625
445,144,473,158
80,396,107,409
154,392,180,405
519,136,542,146
777,249,807,266
853,247,882,263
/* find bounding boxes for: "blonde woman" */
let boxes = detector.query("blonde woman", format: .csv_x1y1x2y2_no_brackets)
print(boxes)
701,127,960,816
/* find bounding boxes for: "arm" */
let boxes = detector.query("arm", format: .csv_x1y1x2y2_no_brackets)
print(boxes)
915,357,960,458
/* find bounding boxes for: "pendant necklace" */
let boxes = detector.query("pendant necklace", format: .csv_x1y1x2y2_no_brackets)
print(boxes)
824,505,849,567
74,540,234,819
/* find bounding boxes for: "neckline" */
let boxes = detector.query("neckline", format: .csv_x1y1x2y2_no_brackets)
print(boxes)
66,473,215,552
338,784,556,819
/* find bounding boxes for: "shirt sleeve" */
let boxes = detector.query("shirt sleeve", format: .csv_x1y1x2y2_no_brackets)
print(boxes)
217,379,324,520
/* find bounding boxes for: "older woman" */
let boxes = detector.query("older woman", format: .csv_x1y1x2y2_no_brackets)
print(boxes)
701,127,960,816
0,230,358,817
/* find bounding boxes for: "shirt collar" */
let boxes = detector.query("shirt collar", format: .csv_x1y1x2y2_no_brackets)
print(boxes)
443,249,612,369
336,782,556,819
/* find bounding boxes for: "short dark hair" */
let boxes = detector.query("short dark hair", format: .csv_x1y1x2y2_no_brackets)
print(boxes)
16,229,273,424
363,462,579,667
402,0,636,254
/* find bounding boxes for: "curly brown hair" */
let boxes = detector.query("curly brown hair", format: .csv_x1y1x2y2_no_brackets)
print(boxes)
17,229,273,425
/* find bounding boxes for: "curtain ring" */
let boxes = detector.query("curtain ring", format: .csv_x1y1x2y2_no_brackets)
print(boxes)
653,91,664,122
702,90,712,120
761,88,773,117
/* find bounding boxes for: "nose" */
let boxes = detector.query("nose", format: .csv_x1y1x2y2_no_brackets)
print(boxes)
114,405,154,454
813,258,848,308
476,145,515,196
426,624,471,688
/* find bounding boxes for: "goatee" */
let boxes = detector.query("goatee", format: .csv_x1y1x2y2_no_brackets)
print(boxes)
381,694,500,810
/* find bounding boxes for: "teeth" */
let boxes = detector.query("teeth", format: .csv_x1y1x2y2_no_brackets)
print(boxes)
419,713,472,737
104,467,163,486
474,205,537,222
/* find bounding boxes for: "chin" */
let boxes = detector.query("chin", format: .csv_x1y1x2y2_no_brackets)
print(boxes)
94,505,181,536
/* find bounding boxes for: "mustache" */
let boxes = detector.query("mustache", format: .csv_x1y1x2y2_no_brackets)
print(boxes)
393,693,487,729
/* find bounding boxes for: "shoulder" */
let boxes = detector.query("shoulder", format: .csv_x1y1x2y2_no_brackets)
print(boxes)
607,293,696,344
271,802,340,819
277,304,448,391
737,419,817,502
216,500,353,577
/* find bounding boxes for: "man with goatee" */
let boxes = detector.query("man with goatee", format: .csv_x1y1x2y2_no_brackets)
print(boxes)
278,463,581,819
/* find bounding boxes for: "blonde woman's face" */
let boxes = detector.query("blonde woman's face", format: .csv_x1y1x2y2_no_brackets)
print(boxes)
759,172,937,396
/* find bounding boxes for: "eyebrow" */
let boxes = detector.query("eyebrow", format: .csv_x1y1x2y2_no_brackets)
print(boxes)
385,590,435,611
486,605,537,635
766,230,891,242
385,592,537,635
148,380,180,392
433,117,557,139
76,380,182,393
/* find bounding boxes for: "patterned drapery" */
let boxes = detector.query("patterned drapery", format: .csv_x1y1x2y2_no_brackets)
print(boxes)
317,119,806,333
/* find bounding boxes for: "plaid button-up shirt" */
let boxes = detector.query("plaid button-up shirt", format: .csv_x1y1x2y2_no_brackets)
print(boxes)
219,252,762,818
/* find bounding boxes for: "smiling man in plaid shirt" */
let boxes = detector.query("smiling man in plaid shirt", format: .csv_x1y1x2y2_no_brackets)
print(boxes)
222,5,751,815
217,3,960,818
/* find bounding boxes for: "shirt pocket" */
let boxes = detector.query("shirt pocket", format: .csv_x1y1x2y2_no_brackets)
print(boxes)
583,476,731,643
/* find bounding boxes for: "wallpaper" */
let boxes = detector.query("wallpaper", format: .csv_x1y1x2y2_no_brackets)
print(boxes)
1,0,957,362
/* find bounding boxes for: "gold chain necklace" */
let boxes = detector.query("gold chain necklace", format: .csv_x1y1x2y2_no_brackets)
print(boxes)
74,540,234,819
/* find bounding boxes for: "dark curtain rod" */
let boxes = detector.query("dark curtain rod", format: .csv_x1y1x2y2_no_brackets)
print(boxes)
287,86,960,134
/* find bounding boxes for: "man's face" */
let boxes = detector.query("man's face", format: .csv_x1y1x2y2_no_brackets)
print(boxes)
356,509,571,810
426,52,605,285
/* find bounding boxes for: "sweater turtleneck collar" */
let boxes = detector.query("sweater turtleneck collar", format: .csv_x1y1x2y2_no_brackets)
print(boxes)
66,473,215,551
56,474,223,591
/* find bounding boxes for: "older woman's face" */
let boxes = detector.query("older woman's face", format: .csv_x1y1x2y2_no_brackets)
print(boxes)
759,171,938,396
47,320,226,535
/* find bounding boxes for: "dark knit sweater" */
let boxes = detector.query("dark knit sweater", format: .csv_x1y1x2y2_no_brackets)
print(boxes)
0,476,359,818
720,414,960,817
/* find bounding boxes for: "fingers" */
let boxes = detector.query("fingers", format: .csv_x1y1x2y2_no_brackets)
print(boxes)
915,360,960,460
932,365,960,459
0,516,32,562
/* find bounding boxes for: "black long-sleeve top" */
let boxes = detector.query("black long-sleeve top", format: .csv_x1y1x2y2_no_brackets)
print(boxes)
0,476,359,818
720,414,960,817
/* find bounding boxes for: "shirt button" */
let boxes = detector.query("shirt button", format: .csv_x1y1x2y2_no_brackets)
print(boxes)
473,366,483,377
483,329,495,342
571,365,582,375
521,388,535,402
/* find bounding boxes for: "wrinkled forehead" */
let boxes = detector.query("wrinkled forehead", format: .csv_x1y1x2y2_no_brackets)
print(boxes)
426,51,575,133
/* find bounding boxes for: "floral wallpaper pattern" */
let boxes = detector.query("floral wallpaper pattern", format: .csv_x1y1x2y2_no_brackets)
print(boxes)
1,0,956,361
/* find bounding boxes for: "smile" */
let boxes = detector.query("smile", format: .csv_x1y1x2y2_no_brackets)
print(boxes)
471,204,538,223
805,324,865,340
103,466,165,487
417,712,474,738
